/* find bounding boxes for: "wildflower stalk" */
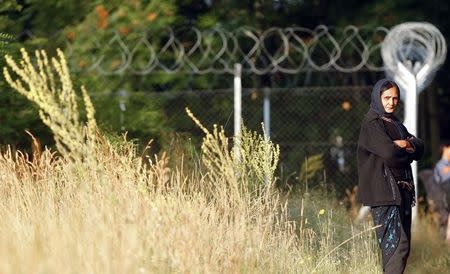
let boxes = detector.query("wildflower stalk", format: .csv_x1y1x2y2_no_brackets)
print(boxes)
186,107,280,206
3,48,97,161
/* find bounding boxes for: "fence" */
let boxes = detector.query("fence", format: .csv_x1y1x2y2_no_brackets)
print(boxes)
94,84,404,196
12,25,400,195
60,25,389,75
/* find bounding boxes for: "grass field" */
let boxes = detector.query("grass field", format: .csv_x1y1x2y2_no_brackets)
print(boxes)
1,140,448,273
1,48,449,273
0,142,382,274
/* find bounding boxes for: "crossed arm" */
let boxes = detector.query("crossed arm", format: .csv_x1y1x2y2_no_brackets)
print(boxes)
393,138,414,152
361,119,424,167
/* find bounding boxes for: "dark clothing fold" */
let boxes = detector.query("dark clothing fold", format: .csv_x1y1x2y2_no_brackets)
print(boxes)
357,110,424,206
381,116,414,182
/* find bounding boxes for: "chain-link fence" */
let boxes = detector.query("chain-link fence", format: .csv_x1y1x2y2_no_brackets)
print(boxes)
7,25,407,195
92,86,404,196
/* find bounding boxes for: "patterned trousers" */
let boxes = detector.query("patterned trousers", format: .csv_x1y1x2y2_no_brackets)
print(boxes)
371,188,413,274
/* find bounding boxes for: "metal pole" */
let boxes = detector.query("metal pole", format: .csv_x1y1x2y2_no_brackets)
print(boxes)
408,83,419,222
263,87,270,139
117,88,128,131
396,65,419,222
234,63,242,159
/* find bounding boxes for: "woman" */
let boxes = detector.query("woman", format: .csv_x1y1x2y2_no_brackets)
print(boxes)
357,79,424,273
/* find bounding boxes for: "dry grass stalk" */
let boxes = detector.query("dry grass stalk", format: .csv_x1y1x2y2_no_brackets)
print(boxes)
3,48,97,161
0,49,385,273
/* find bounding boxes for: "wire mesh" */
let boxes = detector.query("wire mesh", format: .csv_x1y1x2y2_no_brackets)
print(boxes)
9,25,412,195
95,86,404,196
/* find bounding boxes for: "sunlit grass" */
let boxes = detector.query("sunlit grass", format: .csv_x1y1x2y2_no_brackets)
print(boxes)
406,214,450,273
0,140,384,273
2,47,448,273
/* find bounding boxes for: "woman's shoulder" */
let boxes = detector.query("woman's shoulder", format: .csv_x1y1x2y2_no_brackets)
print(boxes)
362,110,379,122
361,110,382,128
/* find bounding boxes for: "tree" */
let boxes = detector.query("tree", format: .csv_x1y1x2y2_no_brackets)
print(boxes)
1,0,449,163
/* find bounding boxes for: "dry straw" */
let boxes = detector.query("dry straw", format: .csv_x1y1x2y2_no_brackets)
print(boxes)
0,48,382,273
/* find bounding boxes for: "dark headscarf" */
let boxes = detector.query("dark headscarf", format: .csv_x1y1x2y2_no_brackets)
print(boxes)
370,78,400,117
370,78,407,139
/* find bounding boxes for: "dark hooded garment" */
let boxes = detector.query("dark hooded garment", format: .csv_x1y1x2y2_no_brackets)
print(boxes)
357,79,424,273
357,79,424,206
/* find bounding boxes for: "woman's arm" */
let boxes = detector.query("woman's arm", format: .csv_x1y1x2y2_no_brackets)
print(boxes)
398,124,425,160
360,119,411,167
405,135,424,161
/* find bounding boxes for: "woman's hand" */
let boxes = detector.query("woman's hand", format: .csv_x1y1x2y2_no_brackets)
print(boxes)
393,140,408,148
393,139,415,152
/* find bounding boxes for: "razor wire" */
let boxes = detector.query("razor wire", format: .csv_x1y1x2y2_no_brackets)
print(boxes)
59,25,390,75
382,22,447,93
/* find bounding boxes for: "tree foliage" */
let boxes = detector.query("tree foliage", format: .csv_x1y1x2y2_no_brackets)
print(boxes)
0,0,449,157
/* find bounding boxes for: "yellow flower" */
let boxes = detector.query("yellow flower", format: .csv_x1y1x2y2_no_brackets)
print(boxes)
318,209,325,215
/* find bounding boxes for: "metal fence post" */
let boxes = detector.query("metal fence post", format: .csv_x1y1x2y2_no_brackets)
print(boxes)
395,67,419,221
234,63,242,159
263,87,271,139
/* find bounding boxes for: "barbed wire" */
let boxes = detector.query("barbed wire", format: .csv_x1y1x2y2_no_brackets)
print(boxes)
382,22,447,93
55,25,390,75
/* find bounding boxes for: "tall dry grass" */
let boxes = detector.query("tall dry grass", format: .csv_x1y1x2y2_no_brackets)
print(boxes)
406,213,450,273
0,132,382,273
0,48,383,273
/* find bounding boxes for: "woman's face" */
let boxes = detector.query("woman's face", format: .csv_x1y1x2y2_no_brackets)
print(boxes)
381,87,399,113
